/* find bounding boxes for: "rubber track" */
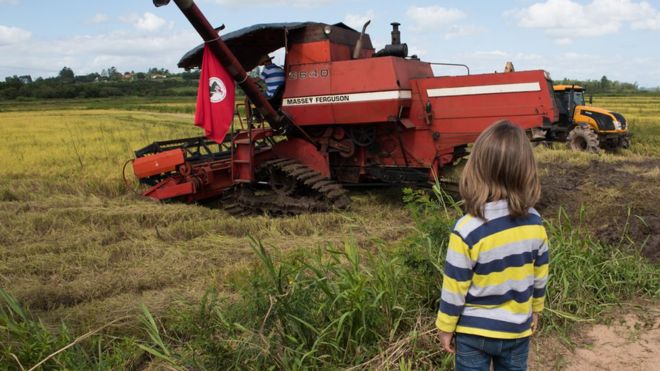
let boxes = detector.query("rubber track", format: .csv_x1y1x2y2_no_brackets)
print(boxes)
222,159,351,216
267,159,351,210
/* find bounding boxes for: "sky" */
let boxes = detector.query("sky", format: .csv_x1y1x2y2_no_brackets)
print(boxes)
1,0,660,87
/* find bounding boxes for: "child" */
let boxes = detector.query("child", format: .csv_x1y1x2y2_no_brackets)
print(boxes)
436,120,549,371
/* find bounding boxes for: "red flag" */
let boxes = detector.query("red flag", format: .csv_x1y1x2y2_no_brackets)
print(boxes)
195,45,235,144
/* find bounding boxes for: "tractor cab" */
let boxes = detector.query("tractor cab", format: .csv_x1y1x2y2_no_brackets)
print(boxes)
553,84,586,126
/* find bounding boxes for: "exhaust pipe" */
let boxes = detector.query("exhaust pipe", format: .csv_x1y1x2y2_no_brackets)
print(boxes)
352,20,371,59
152,0,285,130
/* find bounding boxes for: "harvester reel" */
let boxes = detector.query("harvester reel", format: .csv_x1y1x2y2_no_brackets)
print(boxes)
567,125,600,153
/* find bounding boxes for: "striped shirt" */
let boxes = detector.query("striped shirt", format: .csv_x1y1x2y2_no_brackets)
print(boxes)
436,200,549,339
260,63,285,98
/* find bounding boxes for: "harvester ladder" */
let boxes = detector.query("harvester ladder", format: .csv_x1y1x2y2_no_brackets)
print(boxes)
231,100,255,183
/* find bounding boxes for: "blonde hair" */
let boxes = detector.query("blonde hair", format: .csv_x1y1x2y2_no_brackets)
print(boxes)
459,120,541,219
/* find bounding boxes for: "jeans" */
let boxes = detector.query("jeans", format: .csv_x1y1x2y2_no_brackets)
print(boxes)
455,333,530,371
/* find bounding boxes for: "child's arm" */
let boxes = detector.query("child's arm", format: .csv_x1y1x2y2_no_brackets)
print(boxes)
436,231,473,333
532,230,550,313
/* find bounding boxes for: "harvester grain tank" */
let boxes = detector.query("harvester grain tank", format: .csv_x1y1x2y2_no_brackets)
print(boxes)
132,0,560,214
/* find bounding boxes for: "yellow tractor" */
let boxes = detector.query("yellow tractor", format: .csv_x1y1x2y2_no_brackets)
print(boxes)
550,85,630,152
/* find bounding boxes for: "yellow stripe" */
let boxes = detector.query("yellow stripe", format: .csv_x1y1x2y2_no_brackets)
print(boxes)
471,225,546,258
532,297,545,312
436,312,459,333
534,263,549,279
467,299,533,315
472,264,534,287
456,326,532,339
447,233,470,255
443,275,472,294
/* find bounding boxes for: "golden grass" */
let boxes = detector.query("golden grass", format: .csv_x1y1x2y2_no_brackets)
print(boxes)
0,105,413,331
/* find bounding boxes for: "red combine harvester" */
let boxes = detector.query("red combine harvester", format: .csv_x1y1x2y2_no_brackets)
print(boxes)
133,0,559,214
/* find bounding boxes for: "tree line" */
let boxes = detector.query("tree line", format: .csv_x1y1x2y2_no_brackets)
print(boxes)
1,67,656,101
0,66,201,100
555,75,653,94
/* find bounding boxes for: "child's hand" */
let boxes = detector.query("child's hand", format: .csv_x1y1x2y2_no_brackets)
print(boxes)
531,312,540,334
439,331,455,353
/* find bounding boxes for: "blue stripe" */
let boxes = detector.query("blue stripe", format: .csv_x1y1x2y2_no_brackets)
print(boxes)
466,285,534,305
440,300,464,316
444,262,473,281
458,315,532,333
533,287,546,298
473,251,534,275
464,214,543,248
535,251,549,266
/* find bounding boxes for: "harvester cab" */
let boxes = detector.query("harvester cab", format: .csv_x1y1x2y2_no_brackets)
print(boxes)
552,84,630,152
132,0,560,215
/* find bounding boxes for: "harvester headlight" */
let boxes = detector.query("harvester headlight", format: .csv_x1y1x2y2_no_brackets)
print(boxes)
324,25,332,35
613,120,621,130
544,71,552,80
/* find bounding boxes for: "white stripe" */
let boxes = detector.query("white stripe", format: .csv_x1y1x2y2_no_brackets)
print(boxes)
468,276,534,297
427,82,541,97
476,239,545,265
282,90,412,106
462,306,531,324
441,290,466,307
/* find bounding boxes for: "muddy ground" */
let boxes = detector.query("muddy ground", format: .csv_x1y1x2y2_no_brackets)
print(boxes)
537,157,660,261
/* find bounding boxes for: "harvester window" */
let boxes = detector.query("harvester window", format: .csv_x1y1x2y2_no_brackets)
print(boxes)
573,91,585,106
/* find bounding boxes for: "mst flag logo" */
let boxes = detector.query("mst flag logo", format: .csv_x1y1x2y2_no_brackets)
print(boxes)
209,77,227,103
195,45,235,144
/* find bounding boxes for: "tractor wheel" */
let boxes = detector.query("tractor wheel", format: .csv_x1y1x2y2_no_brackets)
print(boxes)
620,135,631,149
566,126,600,153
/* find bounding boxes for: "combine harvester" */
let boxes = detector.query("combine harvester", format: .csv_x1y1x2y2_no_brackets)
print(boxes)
132,0,560,214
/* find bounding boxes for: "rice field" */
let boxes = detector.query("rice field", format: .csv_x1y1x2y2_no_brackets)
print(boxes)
0,95,658,369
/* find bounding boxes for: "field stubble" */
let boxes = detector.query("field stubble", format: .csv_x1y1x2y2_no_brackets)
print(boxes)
0,95,658,369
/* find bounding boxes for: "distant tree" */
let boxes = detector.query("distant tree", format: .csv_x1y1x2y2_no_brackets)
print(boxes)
107,66,122,81
181,69,200,80
59,67,75,83
600,75,610,91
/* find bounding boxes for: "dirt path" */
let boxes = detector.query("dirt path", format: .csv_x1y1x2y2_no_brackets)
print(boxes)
532,303,660,370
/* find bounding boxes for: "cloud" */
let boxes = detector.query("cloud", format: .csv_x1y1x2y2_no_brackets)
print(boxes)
405,6,465,32
88,13,109,24
0,29,199,77
209,0,332,7
343,10,375,31
0,25,31,46
510,0,660,42
444,25,486,40
121,12,171,32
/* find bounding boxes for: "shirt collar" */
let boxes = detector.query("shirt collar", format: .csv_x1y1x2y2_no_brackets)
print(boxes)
485,200,509,211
